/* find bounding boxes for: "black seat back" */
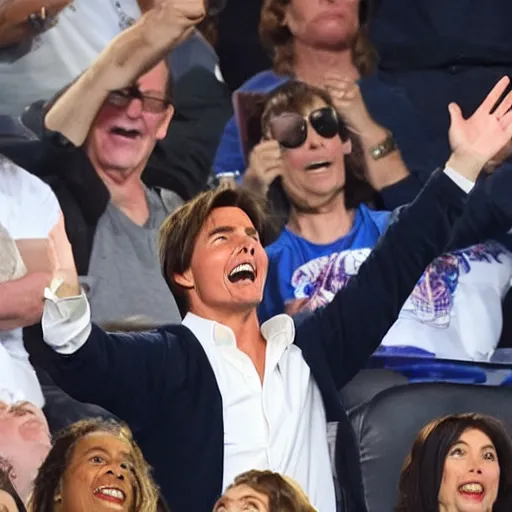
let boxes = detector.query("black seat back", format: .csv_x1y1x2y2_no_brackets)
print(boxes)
343,383,512,512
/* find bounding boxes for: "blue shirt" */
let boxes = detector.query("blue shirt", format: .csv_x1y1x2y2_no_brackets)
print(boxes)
259,204,391,321
213,69,442,182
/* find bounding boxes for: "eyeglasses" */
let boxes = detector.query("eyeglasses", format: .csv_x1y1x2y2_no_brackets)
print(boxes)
107,85,171,114
268,107,346,149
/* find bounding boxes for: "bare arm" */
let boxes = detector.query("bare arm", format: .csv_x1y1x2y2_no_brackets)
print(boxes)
45,0,205,146
0,272,51,330
355,118,410,190
326,77,409,190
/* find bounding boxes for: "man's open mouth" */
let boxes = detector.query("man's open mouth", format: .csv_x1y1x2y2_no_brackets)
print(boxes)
304,160,332,171
110,126,141,139
228,263,256,283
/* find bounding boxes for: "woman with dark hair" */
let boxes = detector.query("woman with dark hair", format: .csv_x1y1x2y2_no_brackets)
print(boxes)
29,419,160,512
213,0,440,195
213,470,316,512
396,413,512,512
258,80,512,364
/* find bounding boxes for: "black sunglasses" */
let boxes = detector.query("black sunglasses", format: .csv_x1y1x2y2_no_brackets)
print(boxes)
107,85,171,114
268,107,346,149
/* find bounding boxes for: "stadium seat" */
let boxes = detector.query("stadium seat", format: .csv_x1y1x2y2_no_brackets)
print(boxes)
341,383,512,512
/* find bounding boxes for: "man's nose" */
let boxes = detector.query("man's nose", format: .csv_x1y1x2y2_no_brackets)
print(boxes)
240,245,256,256
125,97,144,118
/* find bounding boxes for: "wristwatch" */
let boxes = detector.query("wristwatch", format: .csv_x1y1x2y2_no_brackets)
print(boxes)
370,133,397,161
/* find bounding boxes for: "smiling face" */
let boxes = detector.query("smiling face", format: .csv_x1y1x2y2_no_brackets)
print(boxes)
0,401,51,502
56,432,136,512
85,61,173,178
174,207,268,317
438,428,500,512
284,0,360,50
272,98,352,210
213,484,269,512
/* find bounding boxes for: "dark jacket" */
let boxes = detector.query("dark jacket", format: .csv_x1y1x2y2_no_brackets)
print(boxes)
34,169,512,512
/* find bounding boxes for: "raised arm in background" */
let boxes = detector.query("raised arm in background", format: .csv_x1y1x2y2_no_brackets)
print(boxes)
296,77,512,390
44,0,205,145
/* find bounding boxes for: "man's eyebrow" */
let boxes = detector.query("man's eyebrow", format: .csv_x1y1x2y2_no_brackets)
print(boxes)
10,401,34,413
139,88,166,98
207,226,235,238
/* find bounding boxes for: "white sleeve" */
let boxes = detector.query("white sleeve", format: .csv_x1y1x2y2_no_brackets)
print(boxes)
42,286,92,355
2,160,61,239
443,166,475,194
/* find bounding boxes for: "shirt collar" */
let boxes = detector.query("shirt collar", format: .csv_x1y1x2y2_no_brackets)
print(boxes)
182,312,295,349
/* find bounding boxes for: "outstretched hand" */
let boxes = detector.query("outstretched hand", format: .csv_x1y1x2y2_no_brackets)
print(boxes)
448,76,512,180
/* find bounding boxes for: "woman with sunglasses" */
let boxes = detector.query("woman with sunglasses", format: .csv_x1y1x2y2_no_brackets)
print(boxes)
258,80,512,363
213,0,439,196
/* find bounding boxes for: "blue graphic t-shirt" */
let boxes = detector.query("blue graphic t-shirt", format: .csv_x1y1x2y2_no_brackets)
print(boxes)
259,204,391,321
260,202,512,361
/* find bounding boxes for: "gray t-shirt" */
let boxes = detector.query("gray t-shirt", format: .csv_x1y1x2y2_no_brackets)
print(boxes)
85,188,181,326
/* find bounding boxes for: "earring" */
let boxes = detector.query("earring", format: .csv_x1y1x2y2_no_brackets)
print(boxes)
54,494,62,503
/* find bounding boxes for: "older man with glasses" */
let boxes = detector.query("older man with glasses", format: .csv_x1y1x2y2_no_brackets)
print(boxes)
34,59,183,328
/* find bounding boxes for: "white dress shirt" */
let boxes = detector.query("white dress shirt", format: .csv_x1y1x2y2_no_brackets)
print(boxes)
42,296,335,510
41,165,475,509
182,313,335,510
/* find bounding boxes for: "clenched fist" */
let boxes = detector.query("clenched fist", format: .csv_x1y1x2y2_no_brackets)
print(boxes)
152,0,206,31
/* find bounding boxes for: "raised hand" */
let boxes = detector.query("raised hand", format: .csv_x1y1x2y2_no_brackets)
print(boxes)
152,0,206,31
324,74,374,131
244,140,285,195
447,76,512,181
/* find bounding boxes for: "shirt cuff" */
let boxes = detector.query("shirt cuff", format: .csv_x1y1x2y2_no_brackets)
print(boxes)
42,287,91,355
443,166,475,194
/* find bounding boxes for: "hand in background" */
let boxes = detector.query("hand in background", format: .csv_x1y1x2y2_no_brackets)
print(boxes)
447,76,512,181
324,74,375,132
244,140,284,195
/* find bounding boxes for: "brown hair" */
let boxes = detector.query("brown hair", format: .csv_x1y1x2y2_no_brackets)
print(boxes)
396,413,512,512
29,419,160,512
259,0,378,77
0,457,26,512
261,80,375,212
216,470,316,511
159,187,271,316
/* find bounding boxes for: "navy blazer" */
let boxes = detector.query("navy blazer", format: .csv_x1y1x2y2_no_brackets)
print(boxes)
40,169,512,511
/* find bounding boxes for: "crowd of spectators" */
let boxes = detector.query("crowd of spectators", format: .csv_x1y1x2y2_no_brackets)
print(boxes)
1,0,512,511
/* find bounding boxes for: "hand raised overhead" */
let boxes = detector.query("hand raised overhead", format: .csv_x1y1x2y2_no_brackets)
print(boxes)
448,76,512,181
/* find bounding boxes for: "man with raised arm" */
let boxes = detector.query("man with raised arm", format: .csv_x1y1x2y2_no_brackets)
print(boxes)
39,80,512,511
